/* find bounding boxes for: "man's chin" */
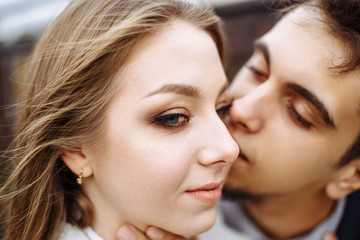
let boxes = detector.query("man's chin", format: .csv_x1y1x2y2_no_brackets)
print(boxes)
222,186,263,203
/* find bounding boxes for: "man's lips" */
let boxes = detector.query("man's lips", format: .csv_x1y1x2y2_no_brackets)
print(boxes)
186,181,223,202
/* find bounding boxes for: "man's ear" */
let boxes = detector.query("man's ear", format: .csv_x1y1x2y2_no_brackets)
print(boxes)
61,148,93,178
326,158,360,200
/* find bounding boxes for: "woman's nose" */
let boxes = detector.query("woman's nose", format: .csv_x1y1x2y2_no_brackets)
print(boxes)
197,117,239,167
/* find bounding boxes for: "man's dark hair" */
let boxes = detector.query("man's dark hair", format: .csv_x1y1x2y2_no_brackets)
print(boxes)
315,0,360,74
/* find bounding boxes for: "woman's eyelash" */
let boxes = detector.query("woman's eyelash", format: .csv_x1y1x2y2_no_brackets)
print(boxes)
153,113,190,129
216,103,233,116
152,102,233,129
287,105,313,129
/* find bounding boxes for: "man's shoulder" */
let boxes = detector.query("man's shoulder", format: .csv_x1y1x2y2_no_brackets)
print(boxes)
336,190,360,240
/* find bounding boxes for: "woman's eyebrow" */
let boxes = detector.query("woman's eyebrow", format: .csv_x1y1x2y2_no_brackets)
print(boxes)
146,84,201,98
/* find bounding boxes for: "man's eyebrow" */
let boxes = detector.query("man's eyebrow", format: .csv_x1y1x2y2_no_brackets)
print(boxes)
285,82,337,129
254,39,270,68
146,84,201,98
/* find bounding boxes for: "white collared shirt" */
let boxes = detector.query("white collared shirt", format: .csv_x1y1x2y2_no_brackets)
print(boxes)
59,223,104,240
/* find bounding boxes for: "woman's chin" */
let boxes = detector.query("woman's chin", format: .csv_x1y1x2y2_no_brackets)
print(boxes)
170,208,217,237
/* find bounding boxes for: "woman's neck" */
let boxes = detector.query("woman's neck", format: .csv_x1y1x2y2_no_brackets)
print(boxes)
84,181,130,240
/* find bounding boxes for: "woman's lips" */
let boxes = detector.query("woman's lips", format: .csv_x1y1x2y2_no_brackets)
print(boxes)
186,182,223,202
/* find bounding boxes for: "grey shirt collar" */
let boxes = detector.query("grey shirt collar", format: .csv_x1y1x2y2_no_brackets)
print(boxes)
220,198,346,240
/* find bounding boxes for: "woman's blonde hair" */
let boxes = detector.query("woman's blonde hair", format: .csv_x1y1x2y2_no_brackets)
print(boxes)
0,0,224,239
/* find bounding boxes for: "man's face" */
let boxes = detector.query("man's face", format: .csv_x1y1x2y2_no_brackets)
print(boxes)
225,7,360,198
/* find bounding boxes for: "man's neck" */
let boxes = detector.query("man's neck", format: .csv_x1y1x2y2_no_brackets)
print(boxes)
242,191,336,239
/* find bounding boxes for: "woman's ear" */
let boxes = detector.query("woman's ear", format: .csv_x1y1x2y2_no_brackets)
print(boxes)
326,159,360,200
61,148,93,178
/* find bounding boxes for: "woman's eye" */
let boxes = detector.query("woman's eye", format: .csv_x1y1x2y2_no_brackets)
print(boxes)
153,113,190,128
216,103,233,117
287,105,313,129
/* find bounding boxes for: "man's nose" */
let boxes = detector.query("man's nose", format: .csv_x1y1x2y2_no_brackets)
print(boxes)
229,82,276,134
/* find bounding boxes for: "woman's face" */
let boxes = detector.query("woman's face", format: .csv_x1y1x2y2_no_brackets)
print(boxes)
82,20,239,237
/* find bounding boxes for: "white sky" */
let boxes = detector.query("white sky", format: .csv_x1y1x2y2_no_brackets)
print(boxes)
0,0,71,45
0,0,245,46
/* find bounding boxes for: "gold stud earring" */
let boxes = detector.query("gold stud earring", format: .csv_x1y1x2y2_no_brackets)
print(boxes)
76,169,83,185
